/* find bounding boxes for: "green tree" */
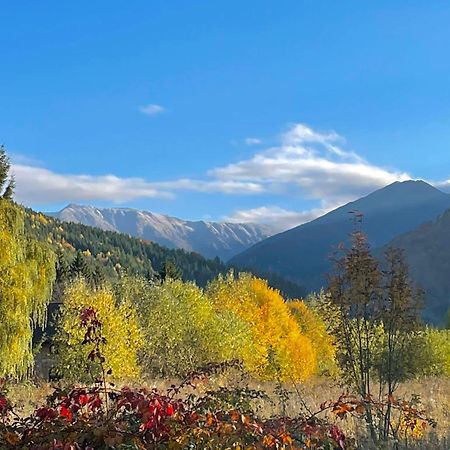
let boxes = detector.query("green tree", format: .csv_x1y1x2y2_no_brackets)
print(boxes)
0,148,55,378
129,276,253,377
0,146,15,200
159,259,182,281
327,230,423,443
70,251,92,281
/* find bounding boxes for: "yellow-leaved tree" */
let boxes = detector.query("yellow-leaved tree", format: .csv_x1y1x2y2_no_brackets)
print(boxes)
0,147,56,378
54,279,143,382
421,328,450,377
207,272,317,381
288,298,337,376
128,276,254,377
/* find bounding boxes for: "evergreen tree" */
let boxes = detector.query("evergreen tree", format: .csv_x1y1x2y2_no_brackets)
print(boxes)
52,248,71,302
71,251,92,281
0,146,15,200
55,248,70,282
93,264,106,288
159,259,182,281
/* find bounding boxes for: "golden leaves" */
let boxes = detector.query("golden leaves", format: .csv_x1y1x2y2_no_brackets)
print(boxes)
54,279,143,381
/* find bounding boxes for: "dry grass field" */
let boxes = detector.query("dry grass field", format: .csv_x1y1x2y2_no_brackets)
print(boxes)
7,375,449,449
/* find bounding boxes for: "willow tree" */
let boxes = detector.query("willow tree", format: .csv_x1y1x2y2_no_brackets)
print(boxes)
0,148,55,378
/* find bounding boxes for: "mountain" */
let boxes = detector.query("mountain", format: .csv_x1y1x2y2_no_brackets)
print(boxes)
381,209,450,323
26,208,305,299
230,181,450,295
51,204,272,261
26,209,228,287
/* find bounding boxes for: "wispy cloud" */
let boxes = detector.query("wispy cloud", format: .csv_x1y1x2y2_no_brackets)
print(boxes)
212,123,411,205
11,168,263,206
10,153,44,166
139,104,165,116
245,137,262,146
224,205,333,232
152,178,264,195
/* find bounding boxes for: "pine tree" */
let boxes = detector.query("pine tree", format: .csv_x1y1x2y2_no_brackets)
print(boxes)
159,259,182,281
93,264,106,288
0,146,15,200
56,248,70,282
71,251,92,281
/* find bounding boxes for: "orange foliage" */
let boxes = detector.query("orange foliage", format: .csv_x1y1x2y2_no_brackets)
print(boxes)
289,300,337,375
207,272,317,381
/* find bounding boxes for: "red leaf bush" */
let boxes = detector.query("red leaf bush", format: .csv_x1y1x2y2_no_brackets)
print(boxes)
0,383,350,449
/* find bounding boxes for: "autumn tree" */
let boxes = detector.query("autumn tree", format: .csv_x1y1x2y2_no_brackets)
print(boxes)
288,297,337,376
127,276,253,377
207,272,317,382
0,149,55,378
326,229,423,443
53,279,143,382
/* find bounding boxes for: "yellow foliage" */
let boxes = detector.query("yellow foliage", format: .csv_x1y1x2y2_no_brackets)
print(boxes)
0,201,55,378
207,272,317,381
54,279,143,381
125,277,254,377
289,300,337,376
37,213,49,225
423,328,450,377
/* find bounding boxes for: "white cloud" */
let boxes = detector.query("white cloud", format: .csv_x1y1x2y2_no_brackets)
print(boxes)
10,167,263,206
139,104,165,116
224,206,326,232
432,179,450,192
152,178,264,194
10,153,44,166
245,137,262,146
10,123,420,230
12,164,173,204
224,201,343,232
211,123,411,205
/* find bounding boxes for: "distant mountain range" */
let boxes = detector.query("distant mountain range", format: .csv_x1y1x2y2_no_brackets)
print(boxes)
50,204,272,261
230,180,450,323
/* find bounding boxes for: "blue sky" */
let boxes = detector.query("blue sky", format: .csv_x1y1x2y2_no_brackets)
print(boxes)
2,1,450,230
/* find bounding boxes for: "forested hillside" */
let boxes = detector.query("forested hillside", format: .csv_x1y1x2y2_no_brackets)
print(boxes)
24,208,304,297
382,209,450,323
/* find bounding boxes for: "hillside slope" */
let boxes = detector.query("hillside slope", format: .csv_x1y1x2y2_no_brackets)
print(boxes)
231,181,450,294
382,209,450,323
51,204,272,261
